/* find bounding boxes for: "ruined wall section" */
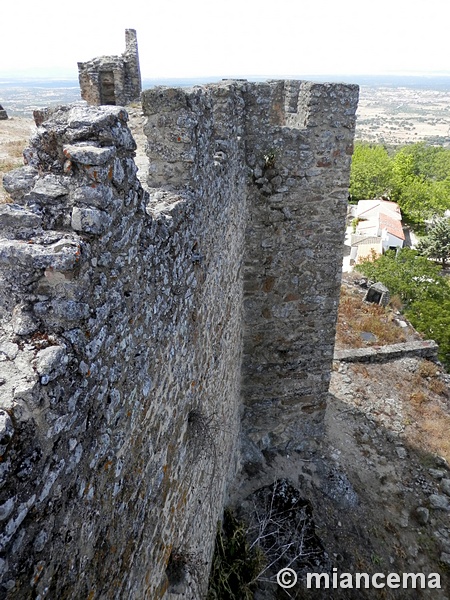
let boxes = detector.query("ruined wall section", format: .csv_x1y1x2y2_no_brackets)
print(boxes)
0,102,245,599
0,79,358,599
124,29,142,106
78,58,126,106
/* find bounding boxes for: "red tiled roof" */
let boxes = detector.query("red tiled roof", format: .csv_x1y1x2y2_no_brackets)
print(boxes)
379,213,405,240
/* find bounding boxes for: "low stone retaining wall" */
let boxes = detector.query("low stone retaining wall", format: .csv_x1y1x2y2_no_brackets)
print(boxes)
334,340,439,363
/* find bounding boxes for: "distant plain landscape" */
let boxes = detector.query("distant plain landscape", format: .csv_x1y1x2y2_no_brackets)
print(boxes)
2,75,450,147
356,84,450,146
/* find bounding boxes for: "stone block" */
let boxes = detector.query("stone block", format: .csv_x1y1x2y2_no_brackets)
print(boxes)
71,206,109,234
0,204,42,229
429,494,450,511
63,144,116,165
2,166,38,201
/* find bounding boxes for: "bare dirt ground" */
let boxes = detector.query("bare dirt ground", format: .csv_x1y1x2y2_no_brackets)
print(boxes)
231,277,450,598
0,117,35,152
325,275,450,598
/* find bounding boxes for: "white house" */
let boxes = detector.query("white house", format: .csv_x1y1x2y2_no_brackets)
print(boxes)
348,199,405,267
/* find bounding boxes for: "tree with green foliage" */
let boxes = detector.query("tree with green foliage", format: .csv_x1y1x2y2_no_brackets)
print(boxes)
390,144,450,226
417,217,450,268
349,141,450,228
349,143,393,201
408,298,450,365
357,248,450,367
392,142,450,182
358,248,447,304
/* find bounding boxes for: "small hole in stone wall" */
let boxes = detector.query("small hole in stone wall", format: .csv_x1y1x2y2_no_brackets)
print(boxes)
166,548,203,593
186,408,219,469
166,550,188,591
191,252,204,265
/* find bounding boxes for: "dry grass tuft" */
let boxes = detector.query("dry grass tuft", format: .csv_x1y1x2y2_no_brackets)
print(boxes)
0,139,28,203
419,406,450,461
3,139,27,155
429,378,448,396
0,158,23,174
335,286,406,349
418,359,440,379
0,139,27,173
403,371,450,461
413,360,448,397
389,294,403,311
352,363,370,379
410,390,428,407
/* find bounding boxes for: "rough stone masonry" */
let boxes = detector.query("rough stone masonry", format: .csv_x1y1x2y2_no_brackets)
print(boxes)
0,79,358,598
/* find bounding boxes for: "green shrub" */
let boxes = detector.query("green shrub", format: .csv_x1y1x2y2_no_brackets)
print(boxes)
357,248,450,367
349,141,450,227
207,508,266,600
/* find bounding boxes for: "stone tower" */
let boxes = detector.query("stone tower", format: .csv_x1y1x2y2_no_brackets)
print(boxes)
77,29,142,106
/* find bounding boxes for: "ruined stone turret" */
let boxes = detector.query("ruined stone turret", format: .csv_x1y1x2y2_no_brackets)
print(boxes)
77,28,142,106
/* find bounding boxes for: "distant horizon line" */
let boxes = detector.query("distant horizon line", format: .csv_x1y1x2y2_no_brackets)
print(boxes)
2,71,450,82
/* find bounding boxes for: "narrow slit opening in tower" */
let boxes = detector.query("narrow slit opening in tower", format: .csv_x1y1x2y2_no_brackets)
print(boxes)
100,71,116,105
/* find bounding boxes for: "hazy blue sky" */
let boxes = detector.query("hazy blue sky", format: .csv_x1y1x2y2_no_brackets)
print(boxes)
1,0,449,79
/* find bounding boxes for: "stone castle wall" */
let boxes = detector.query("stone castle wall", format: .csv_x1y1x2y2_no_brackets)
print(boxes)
141,81,358,455
0,79,358,598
